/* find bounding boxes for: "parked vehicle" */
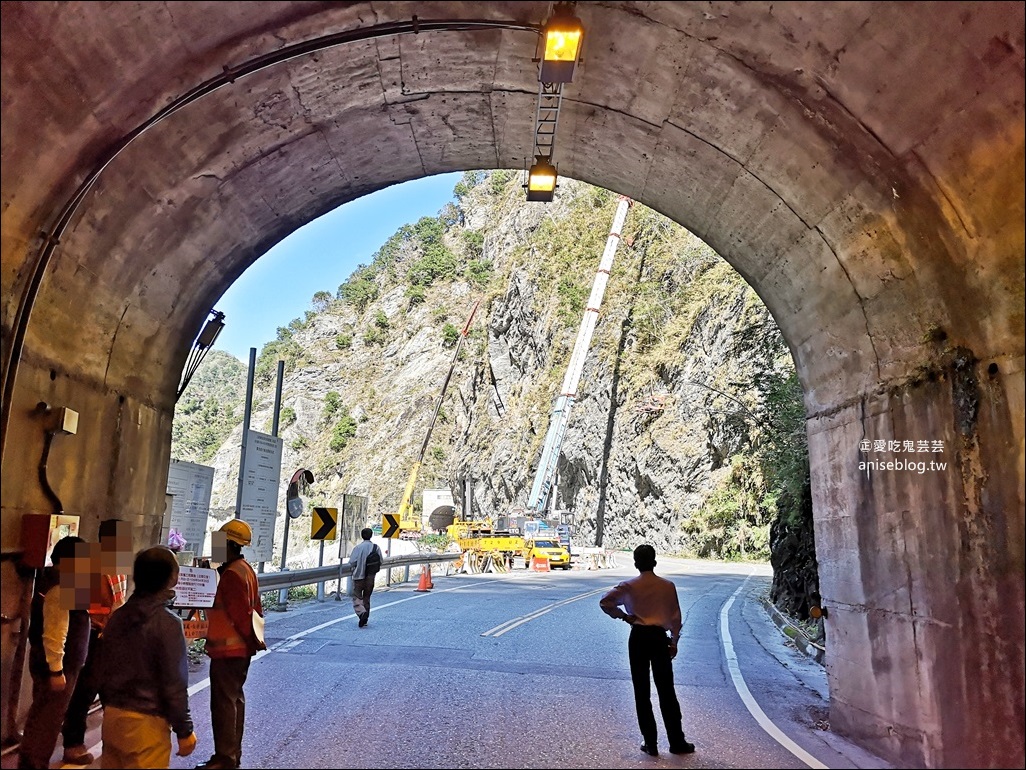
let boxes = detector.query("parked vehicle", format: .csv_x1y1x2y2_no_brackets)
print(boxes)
523,538,571,570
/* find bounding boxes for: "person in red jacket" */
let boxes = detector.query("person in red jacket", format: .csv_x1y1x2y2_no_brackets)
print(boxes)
195,520,264,770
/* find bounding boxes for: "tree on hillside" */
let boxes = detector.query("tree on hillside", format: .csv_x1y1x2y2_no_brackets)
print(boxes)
312,290,332,312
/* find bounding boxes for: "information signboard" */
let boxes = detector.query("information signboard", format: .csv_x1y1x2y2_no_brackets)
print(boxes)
239,430,283,562
341,494,368,559
166,460,215,554
172,566,218,608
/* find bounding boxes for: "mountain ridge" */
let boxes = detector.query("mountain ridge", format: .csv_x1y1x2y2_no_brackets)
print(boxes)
172,170,819,618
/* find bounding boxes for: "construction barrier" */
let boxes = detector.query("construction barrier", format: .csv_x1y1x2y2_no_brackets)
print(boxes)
484,554,513,573
457,550,483,574
455,551,521,574
576,549,619,570
454,549,620,574
181,609,208,640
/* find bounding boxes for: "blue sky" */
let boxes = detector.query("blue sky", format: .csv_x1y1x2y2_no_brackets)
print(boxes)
213,172,463,361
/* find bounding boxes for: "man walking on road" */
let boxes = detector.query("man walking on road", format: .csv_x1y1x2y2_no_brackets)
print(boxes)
599,544,695,757
348,528,382,628
196,520,264,770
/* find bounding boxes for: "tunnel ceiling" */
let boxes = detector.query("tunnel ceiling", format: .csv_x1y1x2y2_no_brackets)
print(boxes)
1,1,1023,417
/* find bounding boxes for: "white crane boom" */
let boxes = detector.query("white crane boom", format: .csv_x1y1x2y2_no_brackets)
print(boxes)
526,195,632,514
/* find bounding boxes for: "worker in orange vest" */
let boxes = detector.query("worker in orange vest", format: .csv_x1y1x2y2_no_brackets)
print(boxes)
61,518,130,766
195,520,264,770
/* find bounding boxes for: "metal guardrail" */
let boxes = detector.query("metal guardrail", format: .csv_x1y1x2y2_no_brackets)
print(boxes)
258,552,460,593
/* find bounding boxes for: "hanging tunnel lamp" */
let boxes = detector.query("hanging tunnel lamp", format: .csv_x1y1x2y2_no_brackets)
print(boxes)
526,156,558,202
539,3,584,84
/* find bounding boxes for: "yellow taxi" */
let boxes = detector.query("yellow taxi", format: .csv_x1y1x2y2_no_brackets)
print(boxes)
523,538,572,570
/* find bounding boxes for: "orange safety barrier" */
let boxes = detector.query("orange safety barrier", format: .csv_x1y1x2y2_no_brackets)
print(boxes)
182,609,209,640
530,556,551,572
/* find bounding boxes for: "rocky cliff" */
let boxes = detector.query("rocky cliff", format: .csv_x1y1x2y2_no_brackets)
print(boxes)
173,171,818,615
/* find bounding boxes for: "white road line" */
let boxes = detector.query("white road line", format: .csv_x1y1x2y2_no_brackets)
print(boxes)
85,579,486,758
719,571,828,769
205,579,484,688
482,587,607,637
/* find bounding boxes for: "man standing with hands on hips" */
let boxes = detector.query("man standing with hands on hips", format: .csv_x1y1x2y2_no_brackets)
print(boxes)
599,544,695,757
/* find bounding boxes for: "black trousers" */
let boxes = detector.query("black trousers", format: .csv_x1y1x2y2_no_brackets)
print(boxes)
62,626,101,748
352,577,375,618
209,656,252,767
628,624,687,748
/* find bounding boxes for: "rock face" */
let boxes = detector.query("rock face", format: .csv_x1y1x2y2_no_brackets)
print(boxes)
173,172,818,613
769,495,820,619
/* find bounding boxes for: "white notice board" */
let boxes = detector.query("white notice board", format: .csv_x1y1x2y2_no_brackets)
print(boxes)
166,461,215,553
173,566,218,608
239,430,283,562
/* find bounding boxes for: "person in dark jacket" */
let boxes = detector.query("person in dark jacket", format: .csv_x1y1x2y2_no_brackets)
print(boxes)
98,546,196,768
18,536,91,770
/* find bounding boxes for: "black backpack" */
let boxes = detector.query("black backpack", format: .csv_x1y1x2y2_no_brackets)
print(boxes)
365,544,382,576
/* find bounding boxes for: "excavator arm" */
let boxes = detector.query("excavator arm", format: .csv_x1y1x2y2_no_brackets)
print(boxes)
390,298,481,536
396,461,422,531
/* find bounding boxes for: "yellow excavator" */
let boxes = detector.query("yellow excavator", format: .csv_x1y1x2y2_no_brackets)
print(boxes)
391,299,481,537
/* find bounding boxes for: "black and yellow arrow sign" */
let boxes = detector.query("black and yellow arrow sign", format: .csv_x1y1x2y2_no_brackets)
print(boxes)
311,507,337,540
382,513,401,539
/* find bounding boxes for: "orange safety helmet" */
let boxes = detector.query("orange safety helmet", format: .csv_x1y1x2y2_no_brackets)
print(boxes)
219,519,252,546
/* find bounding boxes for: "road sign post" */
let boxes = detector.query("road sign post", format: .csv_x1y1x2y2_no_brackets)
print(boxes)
310,507,337,601
311,507,338,540
381,513,400,539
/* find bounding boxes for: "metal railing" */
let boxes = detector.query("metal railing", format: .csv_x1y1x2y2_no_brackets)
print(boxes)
258,552,461,596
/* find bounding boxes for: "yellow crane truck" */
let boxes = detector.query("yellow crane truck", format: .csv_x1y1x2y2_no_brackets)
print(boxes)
447,520,571,570
447,520,525,561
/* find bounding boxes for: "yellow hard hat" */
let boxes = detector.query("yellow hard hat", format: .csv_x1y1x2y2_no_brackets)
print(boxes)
219,519,252,546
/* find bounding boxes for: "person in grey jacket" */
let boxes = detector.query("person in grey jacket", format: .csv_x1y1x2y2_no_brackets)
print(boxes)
98,547,196,768
348,528,382,628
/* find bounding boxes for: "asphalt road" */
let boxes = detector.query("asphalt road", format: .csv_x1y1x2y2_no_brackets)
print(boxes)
25,557,894,769
173,557,892,770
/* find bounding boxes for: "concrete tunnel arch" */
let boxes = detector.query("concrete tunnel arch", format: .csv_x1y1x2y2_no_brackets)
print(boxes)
0,3,1022,768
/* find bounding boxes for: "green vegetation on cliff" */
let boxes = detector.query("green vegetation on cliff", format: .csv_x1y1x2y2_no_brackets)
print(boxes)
171,350,245,462
171,169,817,616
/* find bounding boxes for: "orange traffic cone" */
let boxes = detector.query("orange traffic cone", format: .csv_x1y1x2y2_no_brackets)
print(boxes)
416,565,432,592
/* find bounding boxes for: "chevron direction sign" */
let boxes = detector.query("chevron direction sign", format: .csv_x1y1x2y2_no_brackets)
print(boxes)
381,513,400,539
311,507,337,540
